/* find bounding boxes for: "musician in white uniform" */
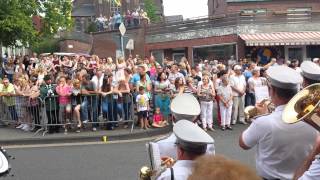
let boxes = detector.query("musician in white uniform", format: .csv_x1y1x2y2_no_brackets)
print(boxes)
156,120,214,180
290,61,320,180
154,93,215,160
300,61,320,87
239,66,318,180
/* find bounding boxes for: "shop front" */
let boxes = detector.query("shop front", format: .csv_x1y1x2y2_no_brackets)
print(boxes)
240,32,320,64
192,43,237,65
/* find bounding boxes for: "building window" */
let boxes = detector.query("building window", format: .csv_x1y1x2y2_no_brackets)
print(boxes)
75,18,82,32
193,44,236,65
110,0,121,15
287,8,311,16
240,9,267,16
151,50,164,64
287,8,311,20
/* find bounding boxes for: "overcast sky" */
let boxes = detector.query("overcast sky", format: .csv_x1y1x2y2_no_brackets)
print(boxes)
163,0,208,19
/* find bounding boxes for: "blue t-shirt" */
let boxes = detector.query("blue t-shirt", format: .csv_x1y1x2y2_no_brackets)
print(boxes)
130,73,151,86
243,70,253,81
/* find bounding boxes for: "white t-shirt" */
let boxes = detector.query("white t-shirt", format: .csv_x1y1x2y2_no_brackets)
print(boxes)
217,84,232,101
168,72,185,83
91,74,104,90
136,93,149,112
242,105,317,180
247,77,266,94
229,74,246,96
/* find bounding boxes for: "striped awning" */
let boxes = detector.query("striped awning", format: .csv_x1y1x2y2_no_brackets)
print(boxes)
239,32,320,46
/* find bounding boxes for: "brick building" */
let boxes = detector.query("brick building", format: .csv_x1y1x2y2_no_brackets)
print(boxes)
203,0,320,64
63,0,320,66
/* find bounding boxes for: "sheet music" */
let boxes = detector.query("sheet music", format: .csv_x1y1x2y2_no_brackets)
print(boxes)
146,142,162,171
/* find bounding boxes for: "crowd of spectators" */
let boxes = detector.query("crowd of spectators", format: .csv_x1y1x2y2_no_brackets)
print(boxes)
0,52,319,134
95,9,150,32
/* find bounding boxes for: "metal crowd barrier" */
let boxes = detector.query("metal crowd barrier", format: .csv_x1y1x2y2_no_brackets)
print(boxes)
0,93,135,136
0,96,43,134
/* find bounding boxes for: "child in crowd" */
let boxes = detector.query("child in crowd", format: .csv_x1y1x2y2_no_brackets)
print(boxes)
56,76,72,134
71,79,82,133
217,76,233,131
152,107,167,128
136,86,150,129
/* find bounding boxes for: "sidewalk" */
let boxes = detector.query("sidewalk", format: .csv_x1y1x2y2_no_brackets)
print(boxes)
0,125,172,146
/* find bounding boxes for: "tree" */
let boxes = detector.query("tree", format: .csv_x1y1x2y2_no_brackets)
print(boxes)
0,0,73,48
144,0,161,23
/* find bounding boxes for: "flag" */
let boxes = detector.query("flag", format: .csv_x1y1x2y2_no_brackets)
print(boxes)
113,0,121,6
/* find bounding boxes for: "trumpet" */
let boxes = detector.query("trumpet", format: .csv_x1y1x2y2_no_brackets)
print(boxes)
139,157,175,180
244,98,275,120
283,83,320,131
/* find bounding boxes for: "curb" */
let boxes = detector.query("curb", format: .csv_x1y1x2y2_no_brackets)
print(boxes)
0,126,172,146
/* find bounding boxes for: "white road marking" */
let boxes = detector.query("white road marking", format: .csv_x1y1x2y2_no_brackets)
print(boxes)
3,135,165,149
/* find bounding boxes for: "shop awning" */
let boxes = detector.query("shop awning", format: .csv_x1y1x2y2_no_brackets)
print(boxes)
239,32,320,46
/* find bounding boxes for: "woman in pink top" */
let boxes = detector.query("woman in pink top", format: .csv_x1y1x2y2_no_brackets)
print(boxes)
56,76,72,134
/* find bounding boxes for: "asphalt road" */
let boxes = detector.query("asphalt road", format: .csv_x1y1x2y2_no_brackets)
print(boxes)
2,125,254,180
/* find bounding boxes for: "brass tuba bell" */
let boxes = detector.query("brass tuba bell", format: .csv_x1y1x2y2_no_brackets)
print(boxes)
283,83,320,131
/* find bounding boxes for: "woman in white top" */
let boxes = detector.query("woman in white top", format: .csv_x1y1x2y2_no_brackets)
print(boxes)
197,75,216,131
116,57,126,81
247,68,267,105
217,76,233,131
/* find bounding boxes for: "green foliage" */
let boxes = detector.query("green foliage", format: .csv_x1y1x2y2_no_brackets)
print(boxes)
144,0,161,23
31,38,59,54
0,0,73,47
86,22,98,33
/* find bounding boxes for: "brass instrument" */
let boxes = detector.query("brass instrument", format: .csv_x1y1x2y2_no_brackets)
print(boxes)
139,157,175,180
244,98,275,120
283,83,320,131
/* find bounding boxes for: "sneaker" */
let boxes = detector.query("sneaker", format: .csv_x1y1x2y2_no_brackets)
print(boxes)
221,126,225,131
226,126,233,130
203,128,207,132
240,121,248,125
76,129,81,133
83,120,89,124
22,124,31,131
92,127,97,132
208,127,215,131
16,124,24,129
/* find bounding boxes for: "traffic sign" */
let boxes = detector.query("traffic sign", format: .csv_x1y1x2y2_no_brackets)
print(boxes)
119,23,126,36
126,39,134,50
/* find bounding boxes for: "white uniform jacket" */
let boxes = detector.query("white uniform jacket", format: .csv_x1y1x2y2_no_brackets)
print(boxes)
156,160,193,180
299,155,320,180
242,105,318,180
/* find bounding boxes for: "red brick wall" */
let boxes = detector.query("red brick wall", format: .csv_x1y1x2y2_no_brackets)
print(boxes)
91,27,146,58
59,40,91,53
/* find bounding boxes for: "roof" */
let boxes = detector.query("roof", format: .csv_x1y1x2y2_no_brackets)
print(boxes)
72,4,95,17
240,32,320,46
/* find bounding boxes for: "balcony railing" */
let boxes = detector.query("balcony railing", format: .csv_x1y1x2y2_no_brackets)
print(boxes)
146,12,320,35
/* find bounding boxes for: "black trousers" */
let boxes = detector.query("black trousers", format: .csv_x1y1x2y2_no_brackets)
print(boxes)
46,110,60,133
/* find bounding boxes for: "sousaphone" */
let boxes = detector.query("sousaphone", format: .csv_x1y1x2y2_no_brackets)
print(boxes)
283,83,320,131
